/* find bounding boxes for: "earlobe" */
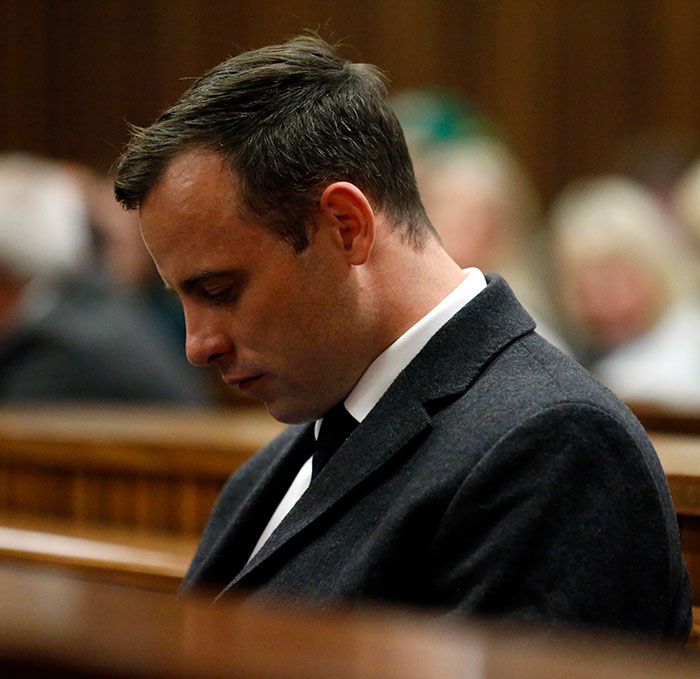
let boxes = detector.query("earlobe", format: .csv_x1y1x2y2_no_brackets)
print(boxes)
319,182,375,265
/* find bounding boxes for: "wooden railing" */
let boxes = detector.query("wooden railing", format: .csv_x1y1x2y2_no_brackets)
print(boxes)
0,402,698,637
0,404,283,534
0,404,283,590
0,512,197,591
1,563,700,679
629,401,700,437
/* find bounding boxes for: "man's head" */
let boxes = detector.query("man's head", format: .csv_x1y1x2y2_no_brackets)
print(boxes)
138,146,388,423
114,35,433,251
116,36,460,423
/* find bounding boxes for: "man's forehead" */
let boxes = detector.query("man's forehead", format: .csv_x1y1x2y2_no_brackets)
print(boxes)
139,149,248,242
137,150,239,252
151,148,237,198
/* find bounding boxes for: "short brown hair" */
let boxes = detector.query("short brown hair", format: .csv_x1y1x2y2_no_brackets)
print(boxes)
114,35,433,251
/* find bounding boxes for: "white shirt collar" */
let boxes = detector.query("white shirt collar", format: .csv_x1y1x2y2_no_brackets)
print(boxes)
315,267,486,436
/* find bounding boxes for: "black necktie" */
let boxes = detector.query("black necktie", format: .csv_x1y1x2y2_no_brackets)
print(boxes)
312,402,357,480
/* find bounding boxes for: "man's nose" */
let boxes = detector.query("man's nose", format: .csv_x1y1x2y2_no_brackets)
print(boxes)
184,312,232,366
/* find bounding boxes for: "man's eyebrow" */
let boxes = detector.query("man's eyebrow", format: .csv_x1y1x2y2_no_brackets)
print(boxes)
178,270,246,294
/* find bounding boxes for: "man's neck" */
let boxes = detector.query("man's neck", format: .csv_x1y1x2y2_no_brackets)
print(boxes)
363,233,468,353
341,266,486,424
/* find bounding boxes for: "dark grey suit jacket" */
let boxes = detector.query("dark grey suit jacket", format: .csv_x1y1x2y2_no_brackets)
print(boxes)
184,276,692,638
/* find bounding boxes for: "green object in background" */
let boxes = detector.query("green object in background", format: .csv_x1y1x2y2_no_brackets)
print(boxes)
391,89,496,150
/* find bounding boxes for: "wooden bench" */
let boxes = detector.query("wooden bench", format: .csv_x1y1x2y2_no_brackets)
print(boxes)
0,511,198,591
646,432,700,647
0,404,284,535
630,401,700,436
2,563,700,679
0,404,282,590
0,404,697,638
650,433,700,606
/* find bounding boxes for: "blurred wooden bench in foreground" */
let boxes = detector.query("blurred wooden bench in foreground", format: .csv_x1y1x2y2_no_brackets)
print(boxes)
2,562,700,679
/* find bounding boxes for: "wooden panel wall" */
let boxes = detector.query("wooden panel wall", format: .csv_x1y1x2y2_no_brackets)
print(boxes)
2,0,700,203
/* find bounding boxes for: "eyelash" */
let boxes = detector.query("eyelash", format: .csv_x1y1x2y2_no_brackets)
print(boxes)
206,288,234,304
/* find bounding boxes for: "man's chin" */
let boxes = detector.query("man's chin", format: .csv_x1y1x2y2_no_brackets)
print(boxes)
263,398,324,426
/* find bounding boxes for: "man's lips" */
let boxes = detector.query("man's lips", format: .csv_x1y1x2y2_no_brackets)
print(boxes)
224,373,264,390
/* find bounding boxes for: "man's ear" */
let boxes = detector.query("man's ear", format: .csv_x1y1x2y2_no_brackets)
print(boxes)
319,182,375,265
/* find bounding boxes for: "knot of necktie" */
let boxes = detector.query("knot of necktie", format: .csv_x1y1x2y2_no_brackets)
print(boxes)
312,401,357,480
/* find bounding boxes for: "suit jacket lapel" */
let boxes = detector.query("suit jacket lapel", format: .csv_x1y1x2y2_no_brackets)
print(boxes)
399,273,536,404
188,423,314,586
230,397,433,586
228,275,535,589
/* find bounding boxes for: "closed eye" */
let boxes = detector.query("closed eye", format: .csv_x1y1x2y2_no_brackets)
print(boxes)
179,269,248,306
202,286,236,305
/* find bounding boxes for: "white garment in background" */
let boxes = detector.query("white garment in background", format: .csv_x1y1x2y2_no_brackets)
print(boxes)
593,295,700,409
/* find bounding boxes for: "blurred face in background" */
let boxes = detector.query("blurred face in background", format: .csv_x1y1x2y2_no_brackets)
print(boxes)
421,166,502,270
559,253,662,351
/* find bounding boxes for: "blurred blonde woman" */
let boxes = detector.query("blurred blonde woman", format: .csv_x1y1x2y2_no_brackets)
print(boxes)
551,176,700,409
674,157,700,269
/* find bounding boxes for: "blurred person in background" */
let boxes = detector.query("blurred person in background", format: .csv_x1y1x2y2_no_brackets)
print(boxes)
674,157,700,274
550,176,700,409
0,152,212,404
65,161,192,347
614,127,700,222
418,138,568,352
390,88,493,185
393,90,566,351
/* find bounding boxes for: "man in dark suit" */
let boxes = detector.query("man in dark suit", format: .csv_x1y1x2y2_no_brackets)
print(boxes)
114,36,692,638
0,153,211,404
